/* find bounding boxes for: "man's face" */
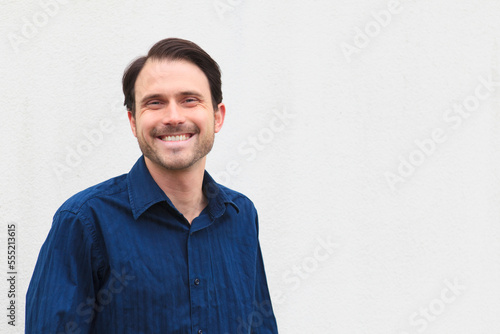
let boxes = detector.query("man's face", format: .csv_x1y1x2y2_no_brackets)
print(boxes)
129,59,225,172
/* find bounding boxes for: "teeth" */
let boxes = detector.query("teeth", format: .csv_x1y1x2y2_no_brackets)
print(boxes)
161,134,190,142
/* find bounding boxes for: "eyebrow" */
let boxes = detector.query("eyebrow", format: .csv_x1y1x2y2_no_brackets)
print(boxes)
178,91,203,98
140,94,162,105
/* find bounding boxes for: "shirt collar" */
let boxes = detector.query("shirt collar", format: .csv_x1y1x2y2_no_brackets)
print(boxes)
202,169,239,219
127,156,239,220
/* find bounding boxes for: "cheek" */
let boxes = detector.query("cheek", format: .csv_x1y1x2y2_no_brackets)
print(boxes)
202,113,216,130
136,117,155,134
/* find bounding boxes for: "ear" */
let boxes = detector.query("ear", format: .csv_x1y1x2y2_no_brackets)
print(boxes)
214,103,226,133
128,111,137,137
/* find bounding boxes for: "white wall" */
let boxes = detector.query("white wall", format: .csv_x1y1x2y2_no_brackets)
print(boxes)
1,0,500,332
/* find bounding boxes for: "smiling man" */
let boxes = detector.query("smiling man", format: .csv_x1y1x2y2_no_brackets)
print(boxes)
26,38,278,333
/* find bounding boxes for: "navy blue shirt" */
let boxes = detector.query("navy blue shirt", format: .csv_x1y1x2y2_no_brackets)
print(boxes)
26,157,278,333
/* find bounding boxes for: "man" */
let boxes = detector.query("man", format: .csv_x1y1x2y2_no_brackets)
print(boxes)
26,38,278,333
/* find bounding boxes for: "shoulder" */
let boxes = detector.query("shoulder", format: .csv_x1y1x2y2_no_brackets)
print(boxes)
217,183,258,215
57,173,128,216
215,183,263,235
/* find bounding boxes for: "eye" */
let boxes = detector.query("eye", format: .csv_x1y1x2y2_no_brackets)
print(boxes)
146,100,163,109
183,97,199,106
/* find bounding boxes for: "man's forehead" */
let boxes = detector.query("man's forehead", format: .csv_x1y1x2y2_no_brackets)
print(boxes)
140,58,204,79
135,58,209,94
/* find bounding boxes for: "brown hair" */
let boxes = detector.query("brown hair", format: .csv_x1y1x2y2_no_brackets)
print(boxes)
122,38,222,117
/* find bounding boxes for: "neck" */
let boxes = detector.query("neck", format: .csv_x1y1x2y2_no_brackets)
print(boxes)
145,157,208,224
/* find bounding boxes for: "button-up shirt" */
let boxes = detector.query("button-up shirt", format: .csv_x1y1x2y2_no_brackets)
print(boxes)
26,156,278,333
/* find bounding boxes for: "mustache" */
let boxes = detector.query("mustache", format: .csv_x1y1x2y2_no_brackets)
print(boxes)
151,125,199,137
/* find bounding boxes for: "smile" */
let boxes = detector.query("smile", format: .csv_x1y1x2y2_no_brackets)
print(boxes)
159,134,193,142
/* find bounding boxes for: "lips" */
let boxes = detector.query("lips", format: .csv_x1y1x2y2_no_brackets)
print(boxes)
159,133,193,142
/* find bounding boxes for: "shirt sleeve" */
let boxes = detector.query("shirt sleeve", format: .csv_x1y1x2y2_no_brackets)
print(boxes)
251,213,279,333
26,209,105,333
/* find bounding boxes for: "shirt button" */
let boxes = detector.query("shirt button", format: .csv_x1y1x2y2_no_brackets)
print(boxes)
194,278,200,285
198,330,203,334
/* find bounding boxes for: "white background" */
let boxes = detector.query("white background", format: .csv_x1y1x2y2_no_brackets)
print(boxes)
1,0,500,333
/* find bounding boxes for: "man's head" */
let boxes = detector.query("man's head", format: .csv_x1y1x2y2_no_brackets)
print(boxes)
123,38,222,117
123,38,226,173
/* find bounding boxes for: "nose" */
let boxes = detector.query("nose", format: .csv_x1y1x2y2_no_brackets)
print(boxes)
162,102,186,126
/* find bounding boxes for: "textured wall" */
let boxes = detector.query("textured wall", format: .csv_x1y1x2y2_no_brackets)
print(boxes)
1,0,500,332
